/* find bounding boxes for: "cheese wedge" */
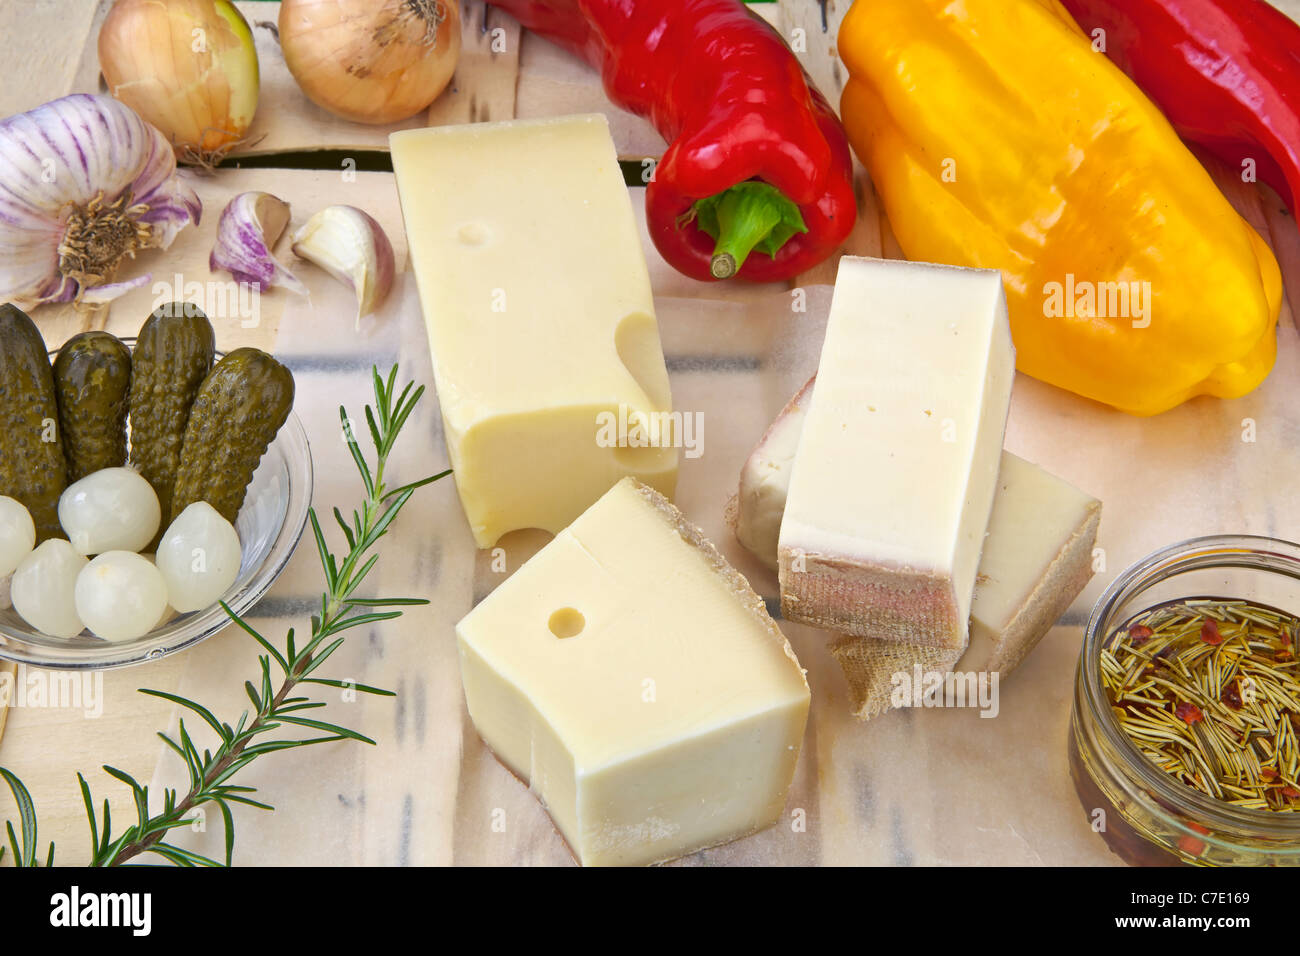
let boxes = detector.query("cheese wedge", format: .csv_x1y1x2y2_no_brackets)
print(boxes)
831,454,1100,719
778,257,1015,648
960,454,1101,675
390,115,678,548
727,381,1100,718
727,375,816,572
457,478,810,866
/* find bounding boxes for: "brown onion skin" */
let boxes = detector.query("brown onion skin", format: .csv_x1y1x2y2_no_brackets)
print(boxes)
278,0,462,125
98,0,260,160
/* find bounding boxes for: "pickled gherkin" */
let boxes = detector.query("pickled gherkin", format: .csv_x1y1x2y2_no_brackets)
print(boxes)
0,303,69,541
128,303,215,534
53,331,132,481
172,348,295,525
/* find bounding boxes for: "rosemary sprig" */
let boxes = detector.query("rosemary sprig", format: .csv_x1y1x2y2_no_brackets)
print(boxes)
0,365,448,866
1104,597,1300,812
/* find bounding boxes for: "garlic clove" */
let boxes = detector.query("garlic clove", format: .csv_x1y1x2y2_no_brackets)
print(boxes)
209,191,307,296
290,205,395,327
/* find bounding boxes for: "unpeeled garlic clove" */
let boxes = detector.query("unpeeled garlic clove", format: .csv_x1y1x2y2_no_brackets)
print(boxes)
291,205,395,327
209,192,307,296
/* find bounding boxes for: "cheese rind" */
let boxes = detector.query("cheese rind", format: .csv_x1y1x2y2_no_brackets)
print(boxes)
778,257,1015,648
728,376,814,570
390,115,678,548
457,478,810,866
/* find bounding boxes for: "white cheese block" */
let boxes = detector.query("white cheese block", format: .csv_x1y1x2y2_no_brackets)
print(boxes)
832,454,1100,719
778,257,1015,648
456,478,810,866
727,381,1100,718
390,114,678,548
728,376,814,571
961,453,1101,675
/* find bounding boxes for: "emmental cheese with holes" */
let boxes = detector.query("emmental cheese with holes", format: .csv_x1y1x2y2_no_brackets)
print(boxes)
778,257,1015,649
390,114,678,548
456,478,810,866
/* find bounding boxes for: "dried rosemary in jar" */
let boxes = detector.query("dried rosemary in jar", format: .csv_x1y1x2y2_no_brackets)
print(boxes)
1103,597,1300,812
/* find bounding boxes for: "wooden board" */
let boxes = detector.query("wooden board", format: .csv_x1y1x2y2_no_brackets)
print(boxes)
4,0,1300,866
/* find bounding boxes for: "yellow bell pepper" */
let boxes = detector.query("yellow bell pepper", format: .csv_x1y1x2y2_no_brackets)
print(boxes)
838,0,1282,416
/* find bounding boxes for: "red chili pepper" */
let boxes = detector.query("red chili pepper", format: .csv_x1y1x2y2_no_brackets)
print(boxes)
1177,822,1210,857
1200,619,1223,645
485,0,856,282
1174,702,1204,724
1128,624,1154,646
1221,680,1243,711
1058,0,1300,215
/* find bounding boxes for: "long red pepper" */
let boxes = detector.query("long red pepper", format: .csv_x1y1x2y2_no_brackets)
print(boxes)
486,0,857,282
1059,0,1300,215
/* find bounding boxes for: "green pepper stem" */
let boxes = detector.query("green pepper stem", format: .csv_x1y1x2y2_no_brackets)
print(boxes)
690,181,809,280
708,188,785,278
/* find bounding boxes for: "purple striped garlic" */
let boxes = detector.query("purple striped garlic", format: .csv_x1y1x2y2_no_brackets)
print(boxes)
0,94,201,307
209,191,307,296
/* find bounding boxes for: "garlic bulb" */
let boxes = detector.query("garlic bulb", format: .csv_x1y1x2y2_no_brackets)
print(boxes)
0,94,201,307
291,205,395,325
209,191,306,295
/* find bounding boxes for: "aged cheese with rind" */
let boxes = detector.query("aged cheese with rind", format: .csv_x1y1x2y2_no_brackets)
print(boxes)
390,114,677,548
778,257,1015,648
457,478,810,866
728,384,1100,718
831,455,1100,719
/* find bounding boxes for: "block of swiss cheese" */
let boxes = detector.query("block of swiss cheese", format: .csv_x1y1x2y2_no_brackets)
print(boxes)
390,114,677,548
457,478,810,865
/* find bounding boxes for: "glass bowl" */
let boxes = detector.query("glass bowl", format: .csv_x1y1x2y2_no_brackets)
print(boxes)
1071,534,1300,866
0,339,312,670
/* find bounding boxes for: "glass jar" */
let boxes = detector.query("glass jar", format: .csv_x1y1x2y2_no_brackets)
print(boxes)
1071,534,1300,866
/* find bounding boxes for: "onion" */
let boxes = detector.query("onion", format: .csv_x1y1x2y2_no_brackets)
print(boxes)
75,551,169,643
99,0,260,166
278,0,461,125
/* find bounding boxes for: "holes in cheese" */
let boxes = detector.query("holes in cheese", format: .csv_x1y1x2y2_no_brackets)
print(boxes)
548,607,586,639
778,257,1016,649
456,478,810,866
390,114,679,548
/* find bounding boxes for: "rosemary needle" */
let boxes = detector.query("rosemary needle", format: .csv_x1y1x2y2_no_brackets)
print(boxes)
1106,598,1300,813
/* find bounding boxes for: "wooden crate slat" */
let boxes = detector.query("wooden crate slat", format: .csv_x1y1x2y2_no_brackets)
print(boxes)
0,0,103,115
514,31,664,159
1264,196,1300,332
427,0,522,127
